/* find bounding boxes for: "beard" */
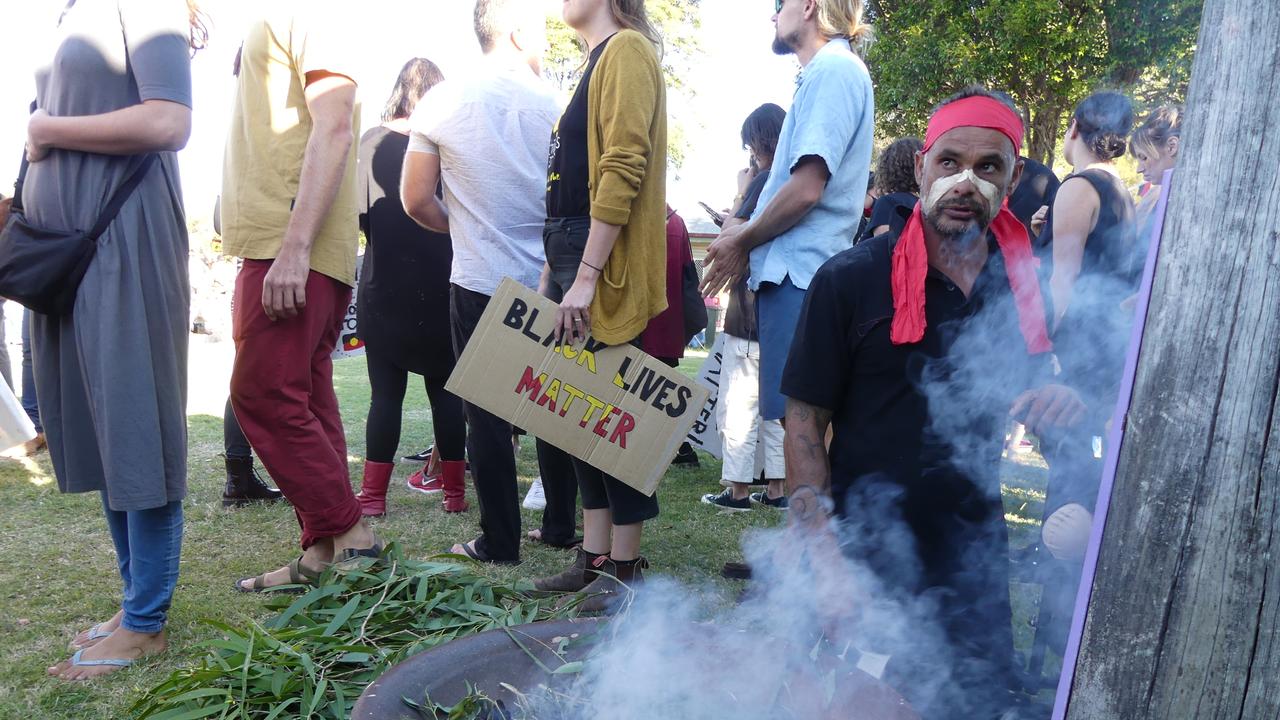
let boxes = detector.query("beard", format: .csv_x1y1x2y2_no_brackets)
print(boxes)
772,30,796,55
925,199,991,249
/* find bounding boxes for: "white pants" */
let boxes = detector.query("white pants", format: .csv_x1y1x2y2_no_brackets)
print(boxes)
716,334,785,484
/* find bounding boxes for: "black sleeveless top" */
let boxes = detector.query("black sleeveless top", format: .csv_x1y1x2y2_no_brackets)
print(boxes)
1047,169,1141,417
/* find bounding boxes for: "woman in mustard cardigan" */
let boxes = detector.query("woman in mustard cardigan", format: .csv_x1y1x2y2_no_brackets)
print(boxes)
533,0,668,613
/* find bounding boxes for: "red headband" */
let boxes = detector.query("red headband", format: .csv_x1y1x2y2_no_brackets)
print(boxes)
924,95,1025,154
890,96,1051,354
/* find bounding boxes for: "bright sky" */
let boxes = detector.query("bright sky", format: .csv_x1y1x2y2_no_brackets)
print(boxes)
0,0,800,234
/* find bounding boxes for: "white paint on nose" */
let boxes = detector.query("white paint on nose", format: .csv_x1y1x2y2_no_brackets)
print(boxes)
923,168,1000,213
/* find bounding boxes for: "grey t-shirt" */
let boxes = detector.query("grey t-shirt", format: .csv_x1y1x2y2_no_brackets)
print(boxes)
26,0,192,233
407,58,560,296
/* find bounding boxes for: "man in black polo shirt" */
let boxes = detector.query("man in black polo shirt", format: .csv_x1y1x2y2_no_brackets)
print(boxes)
781,86,1085,718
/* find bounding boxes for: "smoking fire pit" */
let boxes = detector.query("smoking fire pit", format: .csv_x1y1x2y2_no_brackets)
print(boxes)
352,618,606,719
352,618,919,719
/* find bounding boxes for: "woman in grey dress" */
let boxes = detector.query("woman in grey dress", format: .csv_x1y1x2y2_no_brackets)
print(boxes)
26,0,203,680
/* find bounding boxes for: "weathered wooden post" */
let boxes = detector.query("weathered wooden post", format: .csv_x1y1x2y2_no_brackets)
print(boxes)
1061,0,1280,717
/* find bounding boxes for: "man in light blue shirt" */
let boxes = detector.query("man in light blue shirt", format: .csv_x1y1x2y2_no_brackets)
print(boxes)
701,0,874,422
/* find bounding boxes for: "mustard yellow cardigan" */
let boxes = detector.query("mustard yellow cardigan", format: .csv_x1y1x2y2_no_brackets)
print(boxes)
586,30,669,346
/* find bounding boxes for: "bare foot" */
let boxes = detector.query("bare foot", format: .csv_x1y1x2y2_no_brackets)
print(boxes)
48,627,166,681
527,529,543,542
70,609,124,650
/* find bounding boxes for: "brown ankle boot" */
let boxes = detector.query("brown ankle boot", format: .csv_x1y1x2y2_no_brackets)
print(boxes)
356,461,395,517
440,459,468,513
578,556,648,615
533,547,605,593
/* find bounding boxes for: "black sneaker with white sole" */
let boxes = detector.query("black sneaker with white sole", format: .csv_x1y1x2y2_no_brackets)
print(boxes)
700,488,752,512
750,491,788,509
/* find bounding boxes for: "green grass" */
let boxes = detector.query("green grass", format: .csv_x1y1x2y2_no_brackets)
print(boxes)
0,352,1054,719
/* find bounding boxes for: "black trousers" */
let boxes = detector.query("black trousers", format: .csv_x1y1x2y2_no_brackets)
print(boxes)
450,284,520,561
364,346,466,464
541,217,659,527
224,397,251,459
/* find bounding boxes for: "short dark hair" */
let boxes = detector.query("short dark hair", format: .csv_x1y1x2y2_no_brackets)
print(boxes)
1071,91,1135,160
933,84,1021,117
740,103,786,160
875,137,923,195
382,58,445,122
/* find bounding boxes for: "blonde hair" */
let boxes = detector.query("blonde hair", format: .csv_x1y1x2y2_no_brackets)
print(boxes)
608,0,664,57
814,0,872,44
1130,104,1183,160
187,1,209,53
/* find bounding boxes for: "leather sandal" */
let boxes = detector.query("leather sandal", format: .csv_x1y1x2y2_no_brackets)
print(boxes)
234,556,323,594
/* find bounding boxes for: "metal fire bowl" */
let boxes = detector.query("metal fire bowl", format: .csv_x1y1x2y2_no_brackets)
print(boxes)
352,617,919,720
352,618,607,719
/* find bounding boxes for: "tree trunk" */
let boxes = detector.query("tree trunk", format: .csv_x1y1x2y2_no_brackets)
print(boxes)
1064,1,1280,718
1026,102,1064,166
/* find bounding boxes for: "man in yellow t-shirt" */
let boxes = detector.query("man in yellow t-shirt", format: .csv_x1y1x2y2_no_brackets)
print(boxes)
220,6,379,593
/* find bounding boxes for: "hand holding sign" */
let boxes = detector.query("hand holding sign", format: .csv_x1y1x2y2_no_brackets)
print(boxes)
555,268,598,345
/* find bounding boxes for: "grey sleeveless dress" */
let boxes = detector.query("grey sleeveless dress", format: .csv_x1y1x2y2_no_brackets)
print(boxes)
25,0,192,511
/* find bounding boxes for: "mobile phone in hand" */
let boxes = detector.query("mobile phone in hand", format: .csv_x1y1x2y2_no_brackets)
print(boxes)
698,201,725,228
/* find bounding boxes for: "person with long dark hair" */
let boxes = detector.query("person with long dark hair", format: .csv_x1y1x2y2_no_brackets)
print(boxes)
531,0,668,613
352,58,468,516
701,103,788,512
28,0,202,679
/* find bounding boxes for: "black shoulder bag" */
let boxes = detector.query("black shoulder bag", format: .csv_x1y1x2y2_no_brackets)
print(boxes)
0,150,157,316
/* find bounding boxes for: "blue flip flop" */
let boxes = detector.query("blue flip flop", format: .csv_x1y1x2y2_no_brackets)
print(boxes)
67,648,133,669
79,623,112,644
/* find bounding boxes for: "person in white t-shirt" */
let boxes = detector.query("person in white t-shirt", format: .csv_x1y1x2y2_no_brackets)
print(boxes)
401,0,558,564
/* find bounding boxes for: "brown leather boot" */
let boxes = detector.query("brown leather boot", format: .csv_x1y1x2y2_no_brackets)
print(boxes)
533,547,605,593
578,556,648,615
356,461,395,517
440,459,468,513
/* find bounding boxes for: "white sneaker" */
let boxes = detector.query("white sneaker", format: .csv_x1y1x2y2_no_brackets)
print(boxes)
522,477,547,510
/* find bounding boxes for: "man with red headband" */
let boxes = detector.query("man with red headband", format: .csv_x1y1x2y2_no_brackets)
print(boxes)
781,86,1084,718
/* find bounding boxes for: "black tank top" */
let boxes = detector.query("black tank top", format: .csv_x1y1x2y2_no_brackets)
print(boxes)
1049,169,1141,416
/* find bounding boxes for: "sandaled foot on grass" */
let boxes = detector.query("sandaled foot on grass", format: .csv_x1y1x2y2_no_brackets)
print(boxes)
70,609,124,650
235,556,324,593
446,538,519,565
47,627,166,681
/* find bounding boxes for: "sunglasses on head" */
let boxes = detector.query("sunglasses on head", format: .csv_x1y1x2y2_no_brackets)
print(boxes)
775,0,784,11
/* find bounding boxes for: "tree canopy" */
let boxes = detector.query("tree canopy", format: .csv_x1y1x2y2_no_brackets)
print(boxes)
865,0,1202,162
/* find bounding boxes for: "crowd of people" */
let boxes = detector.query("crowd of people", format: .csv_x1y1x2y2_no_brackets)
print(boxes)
9,0,1186,715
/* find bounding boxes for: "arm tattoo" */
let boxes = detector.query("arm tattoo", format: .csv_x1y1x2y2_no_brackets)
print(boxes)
785,399,835,527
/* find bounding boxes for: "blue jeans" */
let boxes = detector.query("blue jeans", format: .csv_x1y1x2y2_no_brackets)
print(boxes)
100,494,183,633
21,310,41,433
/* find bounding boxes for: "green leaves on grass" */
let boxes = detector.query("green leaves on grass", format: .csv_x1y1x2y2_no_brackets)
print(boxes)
131,545,575,720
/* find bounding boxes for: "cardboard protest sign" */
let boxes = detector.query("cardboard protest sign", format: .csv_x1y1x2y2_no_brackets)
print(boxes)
333,254,365,359
447,278,710,496
686,333,724,459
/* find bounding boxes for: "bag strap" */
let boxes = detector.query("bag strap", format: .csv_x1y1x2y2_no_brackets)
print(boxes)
86,153,157,240
9,153,30,216
8,101,36,216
